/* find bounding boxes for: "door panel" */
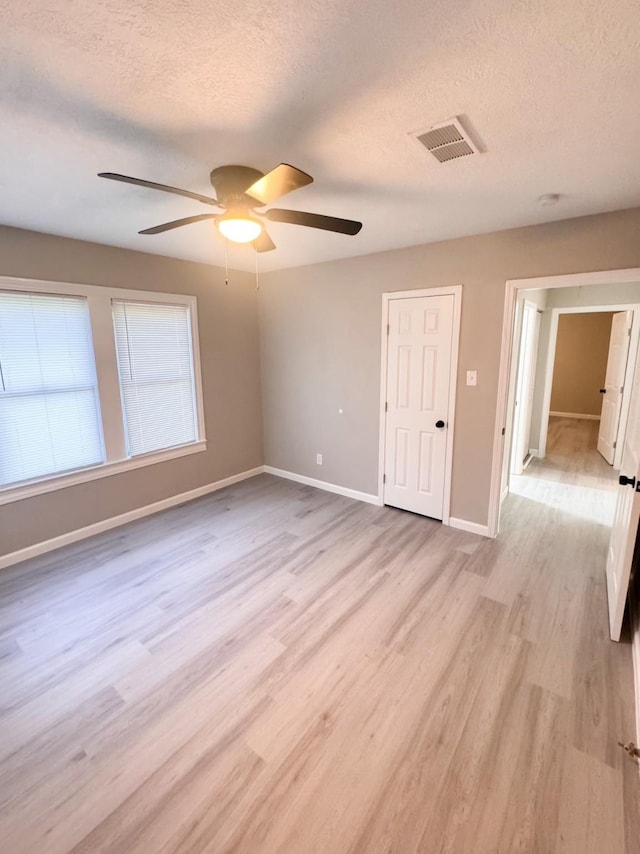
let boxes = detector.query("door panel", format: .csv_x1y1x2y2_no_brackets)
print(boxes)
606,340,640,641
418,432,434,493
421,348,437,410
383,295,454,519
396,347,411,408
394,428,409,488
598,311,632,465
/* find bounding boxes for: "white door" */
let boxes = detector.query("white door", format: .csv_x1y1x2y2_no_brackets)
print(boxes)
606,343,640,641
383,294,454,519
598,311,632,465
511,301,540,475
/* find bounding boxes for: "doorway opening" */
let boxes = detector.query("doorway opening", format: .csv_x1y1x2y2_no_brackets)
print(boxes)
507,301,640,533
490,269,640,639
491,271,640,537
505,293,640,522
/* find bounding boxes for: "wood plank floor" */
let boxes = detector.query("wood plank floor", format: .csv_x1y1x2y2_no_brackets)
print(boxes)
1,419,638,853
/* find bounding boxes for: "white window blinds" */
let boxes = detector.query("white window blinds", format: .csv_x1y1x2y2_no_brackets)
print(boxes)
0,291,104,486
112,300,198,457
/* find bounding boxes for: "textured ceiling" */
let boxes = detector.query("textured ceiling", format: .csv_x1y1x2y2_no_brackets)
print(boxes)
1,0,640,272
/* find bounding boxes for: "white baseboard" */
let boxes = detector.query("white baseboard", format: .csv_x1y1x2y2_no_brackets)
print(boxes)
549,411,600,421
448,516,492,538
0,466,264,571
263,466,382,506
500,485,509,504
529,448,542,458
2,464,489,571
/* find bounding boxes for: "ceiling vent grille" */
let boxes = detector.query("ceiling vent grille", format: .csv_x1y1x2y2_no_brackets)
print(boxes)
411,117,480,163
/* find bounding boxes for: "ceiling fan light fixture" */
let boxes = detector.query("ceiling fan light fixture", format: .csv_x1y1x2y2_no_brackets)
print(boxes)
217,214,263,243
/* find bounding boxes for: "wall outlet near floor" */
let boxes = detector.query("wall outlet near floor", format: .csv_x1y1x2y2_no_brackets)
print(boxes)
316,453,323,465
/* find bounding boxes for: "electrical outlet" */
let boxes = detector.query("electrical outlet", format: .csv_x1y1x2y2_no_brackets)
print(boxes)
316,453,323,465
466,370,478,387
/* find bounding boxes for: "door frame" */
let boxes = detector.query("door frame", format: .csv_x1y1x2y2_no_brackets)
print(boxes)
537,304,640,464
511,299,541,475
488,267,640,539
378,286,462,525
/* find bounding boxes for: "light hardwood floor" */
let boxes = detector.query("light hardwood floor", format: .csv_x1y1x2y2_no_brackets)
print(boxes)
0,420,638,853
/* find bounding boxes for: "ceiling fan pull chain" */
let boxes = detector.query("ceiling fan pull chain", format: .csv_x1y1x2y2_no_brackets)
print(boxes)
255,248,260,291
224,238,229,286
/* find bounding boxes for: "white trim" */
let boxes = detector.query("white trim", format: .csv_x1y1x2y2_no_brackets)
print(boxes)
549,411,601,420
0,275,207,504
380,286,464,301
538,304,639,459
378,285,462,525
632,595,640,765
501,484,509,504
0,441,207,506
264,466,382,505
505,268,640,291
377,298,389,510
1,463,495,573
0,466,264,570
511,300,541,476
448,517,491,538
538,309,559,459
0,275,193,304
613,311,640,470
488,267,640,538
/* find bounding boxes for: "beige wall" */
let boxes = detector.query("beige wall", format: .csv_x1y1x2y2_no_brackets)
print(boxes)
259,207,640,526
0,226,264,557
550,313,613,415
4,206,640,554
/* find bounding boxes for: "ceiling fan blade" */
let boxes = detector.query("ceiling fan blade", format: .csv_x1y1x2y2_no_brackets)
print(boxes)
245,164,313,205
265,208,362,235
139,214,218,234
254,229,276,252
98,173,221,207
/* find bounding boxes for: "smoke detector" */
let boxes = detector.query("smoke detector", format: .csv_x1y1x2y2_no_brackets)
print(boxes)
410,116,480,163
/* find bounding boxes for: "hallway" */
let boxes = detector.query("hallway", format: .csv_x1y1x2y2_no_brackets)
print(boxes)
510,415,618,525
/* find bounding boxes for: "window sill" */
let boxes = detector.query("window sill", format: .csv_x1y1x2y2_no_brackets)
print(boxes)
0,440,208,506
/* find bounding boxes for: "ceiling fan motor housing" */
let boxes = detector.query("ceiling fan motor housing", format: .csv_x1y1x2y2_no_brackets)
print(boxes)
209,165,264,206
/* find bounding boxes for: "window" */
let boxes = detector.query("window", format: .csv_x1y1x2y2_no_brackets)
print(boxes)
0,279,205,503
0,292,104,486
113,301,197,456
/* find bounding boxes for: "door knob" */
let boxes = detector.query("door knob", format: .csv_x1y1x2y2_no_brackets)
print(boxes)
435,420,445,428
619,474,636,488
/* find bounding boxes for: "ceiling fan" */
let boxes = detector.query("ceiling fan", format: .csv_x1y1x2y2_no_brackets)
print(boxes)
98,163,362,252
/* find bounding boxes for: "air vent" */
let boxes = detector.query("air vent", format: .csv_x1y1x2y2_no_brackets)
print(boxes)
411,117,480,163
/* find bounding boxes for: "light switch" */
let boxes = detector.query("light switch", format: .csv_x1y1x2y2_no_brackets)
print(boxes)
466,370,478,387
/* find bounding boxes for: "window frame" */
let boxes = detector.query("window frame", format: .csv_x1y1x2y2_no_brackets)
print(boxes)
0,276,207,505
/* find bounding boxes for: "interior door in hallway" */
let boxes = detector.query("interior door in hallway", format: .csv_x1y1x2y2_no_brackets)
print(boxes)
383,294,455,520
598,310,632,465
606,338,640,641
